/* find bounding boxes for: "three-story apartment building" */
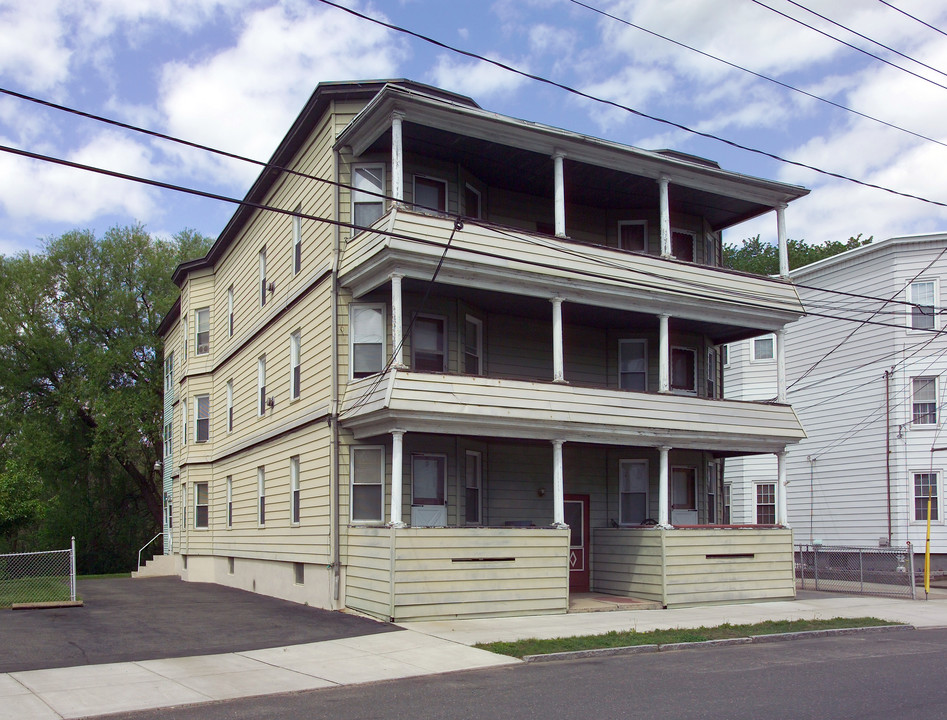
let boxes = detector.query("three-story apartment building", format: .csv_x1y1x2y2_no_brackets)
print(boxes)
158,79,808,620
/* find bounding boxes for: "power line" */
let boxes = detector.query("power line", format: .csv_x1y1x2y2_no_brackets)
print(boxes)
314,0,947,211
784,0,947,80
568,0,947,151
750,0,947,92
878,0,947,40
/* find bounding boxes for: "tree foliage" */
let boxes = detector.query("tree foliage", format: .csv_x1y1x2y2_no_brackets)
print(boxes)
723,234,873,275
0,225,211,570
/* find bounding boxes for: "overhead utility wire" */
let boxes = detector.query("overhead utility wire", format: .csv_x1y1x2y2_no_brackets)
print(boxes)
314,0,947,211
1,83,940,316
750,0,947,92
878,0,947,40
784,0,947,80
6,141,943,340
568,0,947,151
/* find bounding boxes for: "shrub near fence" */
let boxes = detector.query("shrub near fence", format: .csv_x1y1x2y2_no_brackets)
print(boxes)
795,543,916,599
0,537,77,608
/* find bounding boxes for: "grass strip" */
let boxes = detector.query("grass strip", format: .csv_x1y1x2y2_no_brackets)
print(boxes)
475,617,897,658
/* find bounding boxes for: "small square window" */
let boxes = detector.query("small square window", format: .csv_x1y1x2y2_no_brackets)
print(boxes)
753,336,775,361
414,176,447,212
618,221,646,252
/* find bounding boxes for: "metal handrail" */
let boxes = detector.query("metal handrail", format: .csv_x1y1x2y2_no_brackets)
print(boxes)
137,532,163,571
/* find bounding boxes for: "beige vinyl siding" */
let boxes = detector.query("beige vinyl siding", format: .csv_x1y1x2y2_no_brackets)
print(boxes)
345,527,570,621
592,527,795,606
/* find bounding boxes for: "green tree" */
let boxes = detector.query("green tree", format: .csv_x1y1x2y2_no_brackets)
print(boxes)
723,234,873,274
0,225,211,569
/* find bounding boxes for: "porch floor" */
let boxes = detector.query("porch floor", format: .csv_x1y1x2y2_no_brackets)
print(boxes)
568,593,663,613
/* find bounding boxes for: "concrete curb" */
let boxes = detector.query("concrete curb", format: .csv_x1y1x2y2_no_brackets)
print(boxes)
521,624,913,663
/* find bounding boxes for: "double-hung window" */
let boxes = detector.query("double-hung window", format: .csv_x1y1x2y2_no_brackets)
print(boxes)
226,380,234,432
619,339,647,391
351,446,384,523
290,331,301,400
619,460,649,525
259,247,267,307
752,335,776,361
292,204,302,275
352,165,385,229
257,467,266,526
914,472,939,521
913,377,937,426
909,281,936,330
464,316,483,375
707,464,718,523
290,456,301,525
164,352,174,392
194,482,208,529
414,175,447,212
755,483,776,524
227,286,234,338
350,305,385,379
465,450,482,525
618,220,646,252
723,483,732,524
195,394,210,443
707,348,718,398
195,308,209,355
226,476,233,528
412,315,446,372
670,347,697,393
258,355,266,416
671,230,695,262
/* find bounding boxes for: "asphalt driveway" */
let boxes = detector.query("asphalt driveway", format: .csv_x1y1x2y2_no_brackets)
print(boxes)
0,576,397,673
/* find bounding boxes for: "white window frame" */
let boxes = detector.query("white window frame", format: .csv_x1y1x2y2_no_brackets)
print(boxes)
195,394,210,443
227,286,234,338
754,482,777,525
671,466,697,512
908,280,938,331
704,232,717,266
163,419,172,459
619,339,648,391
259,246,267,307
257,466,266,527
464,450,482,526
292,203,302,275
619,459,650,526
352,164,385,232
350,445,385,523
226,380,234,433
723,482,732,524
290,455,301,526
618,220,647,253
164,352,174,392
226,475,233,529
194,481,209,529
413,174,448,213
751,334,777,362
912,376,938,427
411,453,448,506
257,355,266,417
463,315,483,376
670,228,696,262
707,347,718,398
913,470,941,524
349,304,386,380
411,313,447,372
290,331,301,400
721,343,730,368
670,346,697,394
707,463,718,524
195,307,210,356
464,183,481,219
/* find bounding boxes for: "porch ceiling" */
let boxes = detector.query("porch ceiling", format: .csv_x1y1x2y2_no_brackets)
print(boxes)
339,370,805,454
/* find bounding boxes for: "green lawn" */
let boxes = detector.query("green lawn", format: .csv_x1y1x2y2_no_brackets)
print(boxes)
475,617,898,658
0,575,73,608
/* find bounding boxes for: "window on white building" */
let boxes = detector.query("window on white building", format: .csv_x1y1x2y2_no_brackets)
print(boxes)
914,472,939,521
352,165,385,229
753,335,776,361
909,281,936,331
756,483,776,524
913,377,937,426
351,446,384,523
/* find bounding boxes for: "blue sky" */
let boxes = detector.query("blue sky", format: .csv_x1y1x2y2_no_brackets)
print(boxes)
2,0,947,256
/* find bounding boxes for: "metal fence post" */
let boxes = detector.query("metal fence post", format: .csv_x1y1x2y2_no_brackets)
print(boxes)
908,541,916,600
859,549,864,594
70,536,77,602
814,544,819,590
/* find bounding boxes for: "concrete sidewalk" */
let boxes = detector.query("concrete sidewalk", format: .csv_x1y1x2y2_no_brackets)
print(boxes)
5,591,947,720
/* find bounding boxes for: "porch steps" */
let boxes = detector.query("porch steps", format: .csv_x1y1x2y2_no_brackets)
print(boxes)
132,554,177,578
569,593,663,613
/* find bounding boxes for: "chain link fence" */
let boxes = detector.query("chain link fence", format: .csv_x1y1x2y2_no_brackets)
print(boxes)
795,543,916,599
0,537,77,608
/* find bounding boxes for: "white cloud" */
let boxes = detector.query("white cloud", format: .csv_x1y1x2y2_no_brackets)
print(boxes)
579,66,673,133
0,1,72,92
158,2,406,185
428,54,529,99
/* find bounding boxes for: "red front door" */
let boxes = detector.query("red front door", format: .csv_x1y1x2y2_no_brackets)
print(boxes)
565,494,590,592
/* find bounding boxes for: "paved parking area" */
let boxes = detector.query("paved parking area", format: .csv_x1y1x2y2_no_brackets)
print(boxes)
1,577,397,673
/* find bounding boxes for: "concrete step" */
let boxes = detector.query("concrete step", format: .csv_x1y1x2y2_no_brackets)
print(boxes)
132,554,177,578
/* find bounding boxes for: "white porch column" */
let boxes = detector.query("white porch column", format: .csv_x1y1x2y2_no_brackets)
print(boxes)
777,450,789,527
553,151,566,237
391,274,405,368
658,446,672,528
552,297,565,383
659,176,671,257
658,314,670,393
391,111,405,204
776,327,787,403
552,439,566,526
389,430,406,527
776,203,789,278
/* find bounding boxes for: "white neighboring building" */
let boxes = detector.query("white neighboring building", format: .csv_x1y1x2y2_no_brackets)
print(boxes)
725,233,947,561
